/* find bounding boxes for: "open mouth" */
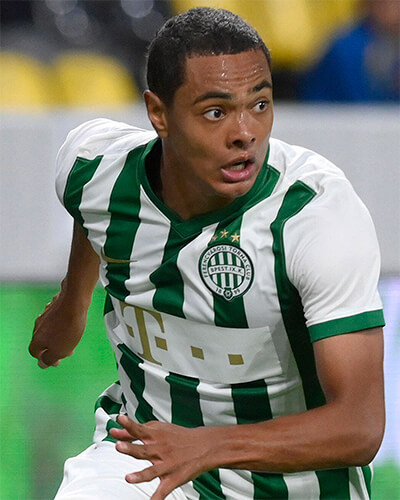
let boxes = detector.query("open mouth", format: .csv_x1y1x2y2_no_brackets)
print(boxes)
221,157,257,182
228,161,248,171
225,158,255,171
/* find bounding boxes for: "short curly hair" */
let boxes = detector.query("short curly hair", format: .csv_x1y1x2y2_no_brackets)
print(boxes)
146,7,271,106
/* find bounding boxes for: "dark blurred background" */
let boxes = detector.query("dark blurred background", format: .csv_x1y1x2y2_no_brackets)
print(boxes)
1,0,399,107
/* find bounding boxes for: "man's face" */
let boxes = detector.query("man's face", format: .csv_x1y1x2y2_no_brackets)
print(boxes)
160,49,273,214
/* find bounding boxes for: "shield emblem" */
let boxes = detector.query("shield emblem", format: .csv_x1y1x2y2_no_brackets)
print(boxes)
199,244,254,301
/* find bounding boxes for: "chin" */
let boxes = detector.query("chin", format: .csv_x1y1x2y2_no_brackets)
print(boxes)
217,183,253,200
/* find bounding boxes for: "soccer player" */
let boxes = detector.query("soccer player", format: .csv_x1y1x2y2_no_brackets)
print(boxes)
29,7,385,500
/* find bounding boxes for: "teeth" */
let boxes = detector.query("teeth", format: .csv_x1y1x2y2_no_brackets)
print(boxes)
229,162,246,171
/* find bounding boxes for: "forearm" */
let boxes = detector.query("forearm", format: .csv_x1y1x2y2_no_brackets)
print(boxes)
207,330,385,474
203,398,383,474
29,221,100,367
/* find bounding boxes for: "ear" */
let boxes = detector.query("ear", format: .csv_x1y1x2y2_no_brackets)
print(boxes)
144,90,169,138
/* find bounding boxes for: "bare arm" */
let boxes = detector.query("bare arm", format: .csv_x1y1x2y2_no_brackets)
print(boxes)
111,327,385,500
29,221,100,368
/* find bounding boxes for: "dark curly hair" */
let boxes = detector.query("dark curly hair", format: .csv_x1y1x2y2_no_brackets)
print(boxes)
146,7,271,106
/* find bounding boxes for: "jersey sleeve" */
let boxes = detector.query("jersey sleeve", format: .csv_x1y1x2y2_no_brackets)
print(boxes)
55,118,156,217
56,118,111,207
284,176,385,342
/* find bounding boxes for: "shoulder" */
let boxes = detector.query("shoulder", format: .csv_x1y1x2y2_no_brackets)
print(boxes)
268,137,347,193
55,118,156,203
57,118,156,165
269,137,377,267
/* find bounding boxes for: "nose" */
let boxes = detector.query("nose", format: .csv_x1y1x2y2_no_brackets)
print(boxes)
227,112,256,150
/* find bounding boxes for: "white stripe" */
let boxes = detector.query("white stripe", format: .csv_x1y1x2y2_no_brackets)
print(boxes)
179,224,218,323
221,273,226,288
179,483,200,500
218,469,254,500
80,152,128,288
241,198,307,412
111,340,141,421
240,198,319,496
124,187,171,309
284,471,320,500
141,363,172,423
197,382,255,499
93,382,125,442
93,407,113,442
349,466,370,500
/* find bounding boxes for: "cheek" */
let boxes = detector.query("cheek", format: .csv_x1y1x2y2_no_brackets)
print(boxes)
180,131,220,162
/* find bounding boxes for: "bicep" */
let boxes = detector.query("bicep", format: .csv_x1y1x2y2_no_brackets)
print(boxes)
65,221,100,296
313,328,385,425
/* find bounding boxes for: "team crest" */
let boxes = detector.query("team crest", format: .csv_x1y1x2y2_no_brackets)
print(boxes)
199,244,254,301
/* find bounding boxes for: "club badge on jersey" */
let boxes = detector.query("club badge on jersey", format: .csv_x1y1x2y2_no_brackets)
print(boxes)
199,244,254,301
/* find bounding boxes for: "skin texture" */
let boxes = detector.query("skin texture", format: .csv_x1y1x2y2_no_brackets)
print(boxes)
29,50,385,500
29,221,99,368
144,49,273,219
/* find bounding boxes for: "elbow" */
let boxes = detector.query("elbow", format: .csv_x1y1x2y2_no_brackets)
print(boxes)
358,426,385,466
346,417,385,467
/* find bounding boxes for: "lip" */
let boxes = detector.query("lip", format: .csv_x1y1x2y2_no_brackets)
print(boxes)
220,156,257,183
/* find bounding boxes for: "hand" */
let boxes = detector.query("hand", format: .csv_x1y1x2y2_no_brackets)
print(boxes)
110,416,219,500
29,286,87,368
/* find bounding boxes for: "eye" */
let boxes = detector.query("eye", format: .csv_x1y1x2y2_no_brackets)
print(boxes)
254,100,268,112
204,108,225,121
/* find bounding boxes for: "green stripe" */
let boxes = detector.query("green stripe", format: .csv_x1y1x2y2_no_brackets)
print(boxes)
240,164,280,213
104,292,114,315
270,181,325,410
232,381,288,499
231,379,272,423
95,394,122,415
316,469,350,499
63,155,102,231
308,309,385,342
104,146,146,301
103,418,124,443
151,227,198,318
166,372,203,427
95,392,124,443
211,217,248,328
117,343,156,423
271,181,353,498
362,465,372,498
166,372,225,499
192,470,226,500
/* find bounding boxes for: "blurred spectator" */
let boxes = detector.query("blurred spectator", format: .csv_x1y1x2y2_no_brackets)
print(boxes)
299,0,400,102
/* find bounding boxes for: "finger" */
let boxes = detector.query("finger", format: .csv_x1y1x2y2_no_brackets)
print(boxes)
38,359,50,369
151,478,177,500
28,336,45,358
40,349,61,368
116,441,149,460
125,465,159,484
117,415,144,437
109,427,134,441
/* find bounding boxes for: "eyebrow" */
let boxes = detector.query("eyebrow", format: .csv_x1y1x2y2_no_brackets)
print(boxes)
193,79,272,104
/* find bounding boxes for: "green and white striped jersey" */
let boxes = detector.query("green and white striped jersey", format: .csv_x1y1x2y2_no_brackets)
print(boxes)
56,118,385,500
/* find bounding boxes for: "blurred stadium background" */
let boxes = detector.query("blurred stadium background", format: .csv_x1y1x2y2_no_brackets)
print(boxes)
0,1,399,499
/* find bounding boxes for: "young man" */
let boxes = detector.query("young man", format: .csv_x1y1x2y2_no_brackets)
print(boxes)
29,7,385,500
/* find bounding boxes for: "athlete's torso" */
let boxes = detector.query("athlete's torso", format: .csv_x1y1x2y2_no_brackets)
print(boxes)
56,119,383,499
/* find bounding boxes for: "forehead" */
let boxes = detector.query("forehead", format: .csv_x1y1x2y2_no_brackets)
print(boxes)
181,49,272,96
